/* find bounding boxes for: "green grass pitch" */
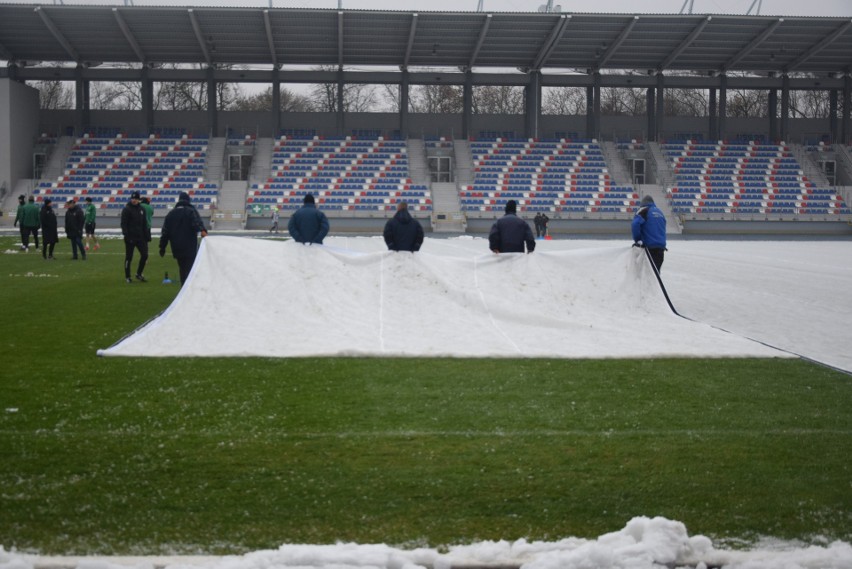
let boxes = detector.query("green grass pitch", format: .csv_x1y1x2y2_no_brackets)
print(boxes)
0,236,850,555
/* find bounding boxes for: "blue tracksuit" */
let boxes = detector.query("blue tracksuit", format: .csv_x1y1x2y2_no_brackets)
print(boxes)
631,203,666,248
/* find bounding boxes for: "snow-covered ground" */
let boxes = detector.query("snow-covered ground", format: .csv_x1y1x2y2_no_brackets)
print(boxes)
13,236,852,568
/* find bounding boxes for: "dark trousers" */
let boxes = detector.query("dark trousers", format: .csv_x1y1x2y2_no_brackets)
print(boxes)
124,239,149,278
648,247,665,271
176,254,197,286
22,226,39,249
42,241,55,258
70,236,86,259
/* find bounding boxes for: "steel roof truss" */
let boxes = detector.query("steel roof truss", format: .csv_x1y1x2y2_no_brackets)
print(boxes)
596,16,638,70
785,19,852,73
659,15,711,71
34,6,79,63
338,11,344,69
188,9,212,66
403,13,418,70
532,14,569,71
467,14,492,70
113,8,146,63
722,18,782,72
263,9,277,67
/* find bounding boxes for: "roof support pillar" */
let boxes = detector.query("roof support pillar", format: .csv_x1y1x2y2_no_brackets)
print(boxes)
399,70,410,138
463,70,473,139
780,73,789,142
655,73,665,142
525,70,541,139
141,65,153,134
719,74,727,141
207,66,217,137
646,87,656,142
843,75,851,145
586,72,600,139
75,64,89,136
768,88,778,142
709,86,717,140
271,65,281,137
829,88,838,143
336,67,344,136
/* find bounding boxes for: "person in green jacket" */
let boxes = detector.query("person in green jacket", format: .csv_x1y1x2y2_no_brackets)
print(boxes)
13,195,26,251
140,196,154,243
20,196,41,251
83,196,100,252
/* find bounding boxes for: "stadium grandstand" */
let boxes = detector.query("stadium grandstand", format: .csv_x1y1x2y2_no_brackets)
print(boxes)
1,3,851,235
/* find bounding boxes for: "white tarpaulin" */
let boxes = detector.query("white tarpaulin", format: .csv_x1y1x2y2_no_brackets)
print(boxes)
98,235,788,360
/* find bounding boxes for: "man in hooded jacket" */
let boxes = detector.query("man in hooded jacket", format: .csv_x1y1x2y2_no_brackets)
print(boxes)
631,194,667,271
488,200,535,254
64,198,86,260
159,191,208,286
121,191,149,282
383,202,424,252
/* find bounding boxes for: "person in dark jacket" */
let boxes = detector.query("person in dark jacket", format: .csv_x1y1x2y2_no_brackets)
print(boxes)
19,196,41,251
631,194,667,271
533,212,543,238
489,200,535,254
64,198,86,260
13,195,27,251
39,199,59,260
288,194,329,244
383,201,424,252
121,191,149,282
159,191,208,286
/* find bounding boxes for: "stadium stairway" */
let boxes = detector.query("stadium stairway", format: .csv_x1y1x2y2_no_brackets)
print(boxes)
215,181,249,230
42,136,76,181
601,141,632,186
431,181,466,232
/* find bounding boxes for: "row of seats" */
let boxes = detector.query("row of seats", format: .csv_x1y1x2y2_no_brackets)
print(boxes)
462,138,627,215
663,140,851,217
33,132,218,211
248,136,431,215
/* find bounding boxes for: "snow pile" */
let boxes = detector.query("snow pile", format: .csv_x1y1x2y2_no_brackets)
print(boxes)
4,516,851,569
99,236,787,360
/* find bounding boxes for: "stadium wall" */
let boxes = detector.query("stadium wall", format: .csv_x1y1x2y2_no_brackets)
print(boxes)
0,79,40,196
37,108,833,143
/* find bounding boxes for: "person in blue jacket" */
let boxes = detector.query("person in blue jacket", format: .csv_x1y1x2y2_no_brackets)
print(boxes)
632,194,667,271
489,200,535,254
288,194,330,244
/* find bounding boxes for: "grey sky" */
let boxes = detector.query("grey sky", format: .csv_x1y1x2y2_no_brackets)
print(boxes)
3,0,851,16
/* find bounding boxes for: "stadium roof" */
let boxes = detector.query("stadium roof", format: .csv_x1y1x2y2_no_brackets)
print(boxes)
0,4,850,75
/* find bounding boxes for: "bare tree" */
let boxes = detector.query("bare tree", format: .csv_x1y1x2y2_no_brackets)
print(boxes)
601,87,645,116
30,80,74,110
231,86,314,112
789,89,831,119
90,81,142,110
543,87,586,115
727,89,768,118
308,68,381,112
665,88,708,117
473,85,524,114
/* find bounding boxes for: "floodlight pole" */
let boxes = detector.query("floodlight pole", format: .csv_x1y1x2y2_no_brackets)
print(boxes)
678,0,694,15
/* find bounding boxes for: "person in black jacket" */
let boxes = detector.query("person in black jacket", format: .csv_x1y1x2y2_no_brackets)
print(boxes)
383,201,424,252
488,200,535,254
121,191,148,283
159,191,208,286
39,199,59,260
63,198,86,260
288,194,329,244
